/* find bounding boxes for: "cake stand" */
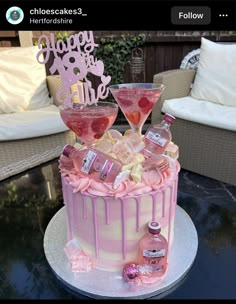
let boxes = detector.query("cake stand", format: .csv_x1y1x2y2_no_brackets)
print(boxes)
44,205,198,299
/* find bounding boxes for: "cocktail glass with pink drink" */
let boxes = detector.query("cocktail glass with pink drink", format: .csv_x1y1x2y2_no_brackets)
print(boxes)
60,102,118,145
109,83,164,135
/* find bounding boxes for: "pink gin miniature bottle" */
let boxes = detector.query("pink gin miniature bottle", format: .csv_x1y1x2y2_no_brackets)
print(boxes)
62,144,122,183
143,113,175,156
138,222,168,279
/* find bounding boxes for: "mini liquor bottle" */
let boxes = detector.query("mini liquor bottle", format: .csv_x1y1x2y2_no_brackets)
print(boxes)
143,113,175,156
138,222,168,279
62,144,122,183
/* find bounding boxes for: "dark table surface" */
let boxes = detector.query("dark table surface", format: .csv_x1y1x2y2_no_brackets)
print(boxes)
0,159,236,300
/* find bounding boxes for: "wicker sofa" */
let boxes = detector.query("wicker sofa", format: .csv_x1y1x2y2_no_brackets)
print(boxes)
0,47,76,182
151,68,236,186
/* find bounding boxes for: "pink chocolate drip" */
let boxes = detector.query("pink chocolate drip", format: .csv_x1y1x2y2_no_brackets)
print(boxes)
173,177,178,216
135,197,141,232
162,191,166,218
72,192,78,232
104,198,110,225
81,194,87,219
121,198,126,259
167,184,174,250
92,197,99,258
150,192,158,221
62,178,73,240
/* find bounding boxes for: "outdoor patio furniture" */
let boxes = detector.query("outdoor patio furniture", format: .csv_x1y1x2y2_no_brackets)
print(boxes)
151,38,236,186
0,47,76,181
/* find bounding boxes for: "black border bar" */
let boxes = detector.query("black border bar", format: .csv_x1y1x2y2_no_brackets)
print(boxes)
1,1,236,30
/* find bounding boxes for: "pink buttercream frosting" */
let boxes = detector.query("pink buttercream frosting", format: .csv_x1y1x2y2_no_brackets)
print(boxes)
59,156,180,198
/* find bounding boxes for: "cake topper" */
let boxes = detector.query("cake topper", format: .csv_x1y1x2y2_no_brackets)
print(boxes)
36,31,111,107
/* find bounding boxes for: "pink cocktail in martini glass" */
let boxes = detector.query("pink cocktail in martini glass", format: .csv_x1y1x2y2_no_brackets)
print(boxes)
109,83,164,135
60,102,118,145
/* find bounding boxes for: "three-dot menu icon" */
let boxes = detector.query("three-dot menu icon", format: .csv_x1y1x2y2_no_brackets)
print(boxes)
219,14,228,17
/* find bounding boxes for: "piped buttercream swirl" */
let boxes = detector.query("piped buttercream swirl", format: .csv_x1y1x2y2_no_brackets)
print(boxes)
59,157,180,198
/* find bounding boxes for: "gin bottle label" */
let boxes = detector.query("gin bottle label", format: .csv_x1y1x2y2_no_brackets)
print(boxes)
100,160,114,181
81,150,97,173
146,131,167,147
143,248,165,258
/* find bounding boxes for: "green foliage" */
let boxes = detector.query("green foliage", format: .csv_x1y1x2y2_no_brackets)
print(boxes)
1,181,61,209
34,31,70,47
55,31,70,41
95,33,146,84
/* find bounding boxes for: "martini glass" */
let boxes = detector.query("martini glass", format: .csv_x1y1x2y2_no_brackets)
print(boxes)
109,83,164,135
59,102,118,146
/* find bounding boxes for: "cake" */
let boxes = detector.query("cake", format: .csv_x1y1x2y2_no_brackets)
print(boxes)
35,30,180,279
59,131,180,272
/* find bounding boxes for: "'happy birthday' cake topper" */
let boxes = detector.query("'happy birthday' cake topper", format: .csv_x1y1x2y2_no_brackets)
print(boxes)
36,31,111,107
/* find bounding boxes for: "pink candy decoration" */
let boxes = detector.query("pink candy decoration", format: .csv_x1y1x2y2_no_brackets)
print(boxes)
64,239,93,273
71,254,93,273
122,263,140,282
122,262,164,285
64,239,82,260
36,31,111,107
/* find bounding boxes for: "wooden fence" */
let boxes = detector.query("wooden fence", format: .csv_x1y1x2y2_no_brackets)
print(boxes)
91,31,236,82
2,30,235,80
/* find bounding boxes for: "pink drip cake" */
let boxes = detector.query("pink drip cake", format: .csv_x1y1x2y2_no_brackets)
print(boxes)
59,132,180,272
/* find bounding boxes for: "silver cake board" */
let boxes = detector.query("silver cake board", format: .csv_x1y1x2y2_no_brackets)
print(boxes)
44,205,198,299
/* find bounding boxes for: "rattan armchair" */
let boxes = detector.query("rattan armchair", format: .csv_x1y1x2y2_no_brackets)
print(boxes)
151,69,236,186
0,75,76,181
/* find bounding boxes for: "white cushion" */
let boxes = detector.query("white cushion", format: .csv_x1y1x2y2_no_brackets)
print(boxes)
0,105,69,140
190,37,236,107
0,46,53,114
162,96,236,132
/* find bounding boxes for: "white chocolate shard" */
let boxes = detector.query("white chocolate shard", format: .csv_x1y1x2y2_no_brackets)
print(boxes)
113,170,131,189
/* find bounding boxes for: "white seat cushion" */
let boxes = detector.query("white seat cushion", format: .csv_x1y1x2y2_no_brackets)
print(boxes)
162,96,236,131
0,105,69,140
0,46,53,114
190,38,236,107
